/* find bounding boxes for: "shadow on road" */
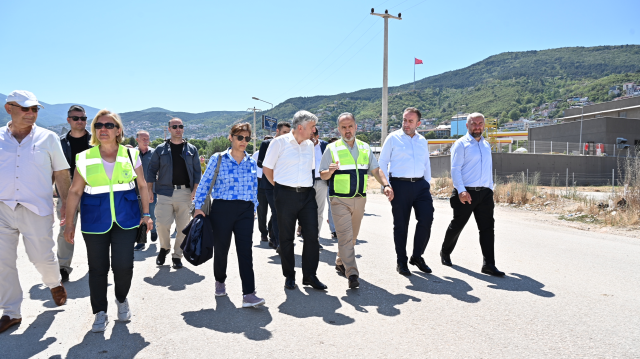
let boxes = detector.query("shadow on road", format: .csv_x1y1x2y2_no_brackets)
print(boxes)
279,287,355,325
406,273,480,303
341,279,421,316
65,322,149,359
0,310,61,359
143,266,205,291
134,243,158,262
182,296,272,341
453,266,555,298
29,273,92,308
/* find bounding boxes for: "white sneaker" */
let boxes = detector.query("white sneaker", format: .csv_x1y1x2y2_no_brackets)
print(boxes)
115,298,131,321
92,311,109,332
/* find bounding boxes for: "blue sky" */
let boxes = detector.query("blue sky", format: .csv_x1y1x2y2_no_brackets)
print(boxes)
2,0,638,113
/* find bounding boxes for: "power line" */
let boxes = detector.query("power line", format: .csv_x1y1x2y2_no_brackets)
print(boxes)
399,0,429,12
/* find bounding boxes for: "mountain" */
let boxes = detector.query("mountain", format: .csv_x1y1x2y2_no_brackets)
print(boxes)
140,107,171,113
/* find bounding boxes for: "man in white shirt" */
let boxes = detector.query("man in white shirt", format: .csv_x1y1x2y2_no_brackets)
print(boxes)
0,90,70,334
440,113,504,277
262,110,327,291
378,107,434,277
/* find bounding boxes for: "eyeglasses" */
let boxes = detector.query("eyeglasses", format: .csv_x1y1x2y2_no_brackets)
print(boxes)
8,104,40,113
170,125,184,129
94,123,119,130
69,116,87,122
234,135,251,142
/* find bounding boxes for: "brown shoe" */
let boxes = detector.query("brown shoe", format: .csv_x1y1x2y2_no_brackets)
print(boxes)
0,315,22,334
51,284,67,306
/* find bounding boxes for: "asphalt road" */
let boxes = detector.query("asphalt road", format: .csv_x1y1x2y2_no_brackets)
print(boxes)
1,194,638,358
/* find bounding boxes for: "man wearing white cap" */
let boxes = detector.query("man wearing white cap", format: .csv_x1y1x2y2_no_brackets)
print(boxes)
0,90,70,334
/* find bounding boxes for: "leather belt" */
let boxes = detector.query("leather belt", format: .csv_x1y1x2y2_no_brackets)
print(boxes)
173,185,190,189
390,176,424,182
465,186,489,191
276,183,312,192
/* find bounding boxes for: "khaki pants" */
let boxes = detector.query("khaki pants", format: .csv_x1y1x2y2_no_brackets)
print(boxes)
55,198,79,274
331,196,366,277
0,203,61,318
155,188,192,258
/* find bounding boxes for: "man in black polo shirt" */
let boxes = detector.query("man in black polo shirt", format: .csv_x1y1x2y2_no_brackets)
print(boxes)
55,105,91,282
146,118,201,269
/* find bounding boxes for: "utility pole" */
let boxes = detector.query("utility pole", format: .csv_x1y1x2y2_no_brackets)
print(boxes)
371,8,401,146
252,97,273,137
247,107,262,154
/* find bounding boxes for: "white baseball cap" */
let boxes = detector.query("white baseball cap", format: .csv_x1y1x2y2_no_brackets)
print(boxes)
6,90,44,108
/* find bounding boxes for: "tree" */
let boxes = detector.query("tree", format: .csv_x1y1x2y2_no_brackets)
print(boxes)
126,136,135,146
205,137,231,157
150,138,164,148
188,139,208,152
508,110,520,120
356,134,369,144
424,131,436,139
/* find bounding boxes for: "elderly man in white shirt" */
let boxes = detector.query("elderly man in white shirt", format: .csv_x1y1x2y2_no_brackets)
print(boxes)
440,112,504,277
378,107,434,277
0,90,70,334
262,110,327,291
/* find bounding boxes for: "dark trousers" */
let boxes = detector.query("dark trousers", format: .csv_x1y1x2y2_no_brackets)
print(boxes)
390,179,434,264
274,184,319,279
264,188,279,246
82,224,137,314
257,180,269,237
441,188,495,266
209,200,256,295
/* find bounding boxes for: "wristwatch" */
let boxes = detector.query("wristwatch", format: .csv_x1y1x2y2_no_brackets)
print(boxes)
383,185,390,189
143,213,151,217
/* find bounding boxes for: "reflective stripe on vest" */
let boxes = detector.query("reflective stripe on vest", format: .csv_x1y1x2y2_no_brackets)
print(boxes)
75,145,141,234
328,139,370,198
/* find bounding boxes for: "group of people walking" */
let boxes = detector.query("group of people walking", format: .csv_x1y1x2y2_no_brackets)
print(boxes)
0,89,504,336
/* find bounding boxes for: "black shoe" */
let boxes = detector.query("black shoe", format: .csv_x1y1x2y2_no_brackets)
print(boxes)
440,251,452,266
409,256,432,273
481,265,505,277
302,276,327,290
60,269,69,283
268,240,275,248
150,232,158,242
335,264,346,276
331,232,337,239
396,263,411,276
284,278,296,290
156,248,169,265
261,234,268,242
134,243,145,251
348,275,360,289
172,258,183,269
276,246,281,254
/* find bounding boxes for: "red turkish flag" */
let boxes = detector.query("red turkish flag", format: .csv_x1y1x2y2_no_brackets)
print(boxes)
415,58,423,65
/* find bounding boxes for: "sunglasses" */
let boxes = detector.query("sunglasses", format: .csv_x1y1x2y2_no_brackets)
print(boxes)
234,135,251,142
9,104,40,113
94,123,119,130
69,116,87,122
170,125,184,129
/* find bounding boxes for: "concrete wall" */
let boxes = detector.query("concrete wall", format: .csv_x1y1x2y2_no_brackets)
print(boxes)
563,96,640,119
528,117,640,145
430,153,624,186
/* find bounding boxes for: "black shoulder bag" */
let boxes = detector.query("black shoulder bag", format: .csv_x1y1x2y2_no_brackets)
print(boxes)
127,149,147,244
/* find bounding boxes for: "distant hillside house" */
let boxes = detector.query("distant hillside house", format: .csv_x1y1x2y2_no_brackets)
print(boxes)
434,125,451,138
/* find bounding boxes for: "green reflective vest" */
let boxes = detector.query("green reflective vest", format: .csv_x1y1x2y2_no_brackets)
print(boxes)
75,145,141,234
328,139,370,198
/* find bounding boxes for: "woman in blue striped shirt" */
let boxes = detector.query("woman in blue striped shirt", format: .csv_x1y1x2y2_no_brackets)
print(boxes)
193,123,264,308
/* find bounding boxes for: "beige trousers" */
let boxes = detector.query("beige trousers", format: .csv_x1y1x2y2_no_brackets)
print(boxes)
155,188,192,258
331,196,366,277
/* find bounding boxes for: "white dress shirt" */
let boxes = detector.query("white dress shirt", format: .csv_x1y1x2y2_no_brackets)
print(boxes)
262,132,315,188
0,123,70,216
314,142,322,178
378,129,431,182
450,132,493,193
251,150,262,178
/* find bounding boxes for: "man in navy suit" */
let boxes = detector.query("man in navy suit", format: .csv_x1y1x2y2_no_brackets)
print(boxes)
310,127,329,245
256,121,291,251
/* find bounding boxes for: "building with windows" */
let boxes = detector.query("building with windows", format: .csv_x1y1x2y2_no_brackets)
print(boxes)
560,96,640,121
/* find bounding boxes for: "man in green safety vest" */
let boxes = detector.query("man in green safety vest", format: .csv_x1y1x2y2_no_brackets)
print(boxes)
319,112,394,289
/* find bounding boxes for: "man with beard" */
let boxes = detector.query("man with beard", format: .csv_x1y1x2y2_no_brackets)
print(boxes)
440,112,504,277
378,107,433,276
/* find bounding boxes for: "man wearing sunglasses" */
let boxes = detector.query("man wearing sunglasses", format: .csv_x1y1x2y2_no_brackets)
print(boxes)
146,118,201,269
55,105,92,282
0,90,70,334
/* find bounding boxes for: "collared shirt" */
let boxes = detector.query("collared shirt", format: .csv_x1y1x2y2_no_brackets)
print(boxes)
450,132,493,193
251,151,262,178
193,148,259,211
319,140,380,174
314,142,323,178
0,122,69,216
262,131,315,188
378,129,431,182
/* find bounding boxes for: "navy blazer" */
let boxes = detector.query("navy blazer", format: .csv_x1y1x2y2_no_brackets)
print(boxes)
257,139,274,189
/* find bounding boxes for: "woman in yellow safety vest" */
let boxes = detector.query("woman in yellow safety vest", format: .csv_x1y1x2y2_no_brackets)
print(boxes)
64,109,153,333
